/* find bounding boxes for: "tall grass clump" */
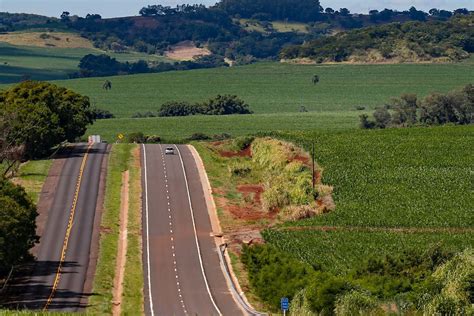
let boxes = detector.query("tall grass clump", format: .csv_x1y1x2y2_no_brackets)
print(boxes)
251,138,329,217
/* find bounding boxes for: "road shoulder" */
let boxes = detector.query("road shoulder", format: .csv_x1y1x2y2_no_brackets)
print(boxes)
188,144,255,315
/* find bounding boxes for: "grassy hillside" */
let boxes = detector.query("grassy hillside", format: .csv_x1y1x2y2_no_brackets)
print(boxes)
53,62,474,119
0,42,170,83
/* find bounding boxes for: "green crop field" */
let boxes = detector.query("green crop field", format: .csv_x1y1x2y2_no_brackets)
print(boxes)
87,111,361,142
275,126,474,228
263,229,474,273
0,42,170,84
53,62,474,118
256,125,474,272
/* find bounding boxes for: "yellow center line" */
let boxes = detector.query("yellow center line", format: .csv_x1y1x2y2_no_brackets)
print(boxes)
43,144,92,311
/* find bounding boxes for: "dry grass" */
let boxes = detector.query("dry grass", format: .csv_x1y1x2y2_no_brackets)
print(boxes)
0,32,94,49
165,41,211,61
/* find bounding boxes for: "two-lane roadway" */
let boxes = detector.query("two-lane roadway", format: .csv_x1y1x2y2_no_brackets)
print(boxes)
8,143,107,311
142,144,243,316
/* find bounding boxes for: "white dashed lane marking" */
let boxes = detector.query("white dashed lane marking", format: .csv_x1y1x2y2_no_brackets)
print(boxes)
161,146,188,316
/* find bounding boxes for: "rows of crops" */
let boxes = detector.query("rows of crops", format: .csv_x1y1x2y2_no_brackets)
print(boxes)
263,229,474,273
86,111,360,142
271,125,473,228
51,61,474,118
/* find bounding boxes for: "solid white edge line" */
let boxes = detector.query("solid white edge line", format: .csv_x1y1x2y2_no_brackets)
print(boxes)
142,144,155,316
174,145,223,316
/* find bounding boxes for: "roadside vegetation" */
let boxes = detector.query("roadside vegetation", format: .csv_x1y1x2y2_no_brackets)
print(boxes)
195,123,473,314
11,160,53,203
0,80,93,283
88,144,143,314
242,244,473,314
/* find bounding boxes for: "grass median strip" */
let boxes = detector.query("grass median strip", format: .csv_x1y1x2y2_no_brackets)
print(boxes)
87,144,143,315
121,146,144,314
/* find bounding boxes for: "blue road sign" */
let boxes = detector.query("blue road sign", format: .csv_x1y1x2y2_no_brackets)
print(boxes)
281,297,289,311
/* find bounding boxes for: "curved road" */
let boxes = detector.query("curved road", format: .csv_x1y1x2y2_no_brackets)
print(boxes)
7,143,107,311
142,144,244,316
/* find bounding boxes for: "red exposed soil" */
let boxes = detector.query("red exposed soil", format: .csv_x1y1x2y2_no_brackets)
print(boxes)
218,146,251,158
228,204,269,221
293,154,310,165
237,184,263,204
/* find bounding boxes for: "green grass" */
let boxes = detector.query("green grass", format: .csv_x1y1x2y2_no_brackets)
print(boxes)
121,146,144,314
274,125,474,228
272,21,309,33
263,229,474,274
87,111,360,142
0,42,170,84
87,143,139,315
50,62,474,118
13,159,53,203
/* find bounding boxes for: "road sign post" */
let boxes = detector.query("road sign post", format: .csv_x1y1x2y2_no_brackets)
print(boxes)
281,297,289,315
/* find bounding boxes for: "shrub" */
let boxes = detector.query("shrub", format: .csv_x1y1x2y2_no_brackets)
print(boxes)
212,133,232,141
158,101,200,117
146,135,161,143
373,107,391,128
92,108,115,119
232,136,255,151
127,132,146,143
131,111,157,118
188,133,210,141
228,161,252,177
203,94,253,115
359,114,375,129
334,290,382,316
306,274,352,314
290,289,314,316
241,244,315,311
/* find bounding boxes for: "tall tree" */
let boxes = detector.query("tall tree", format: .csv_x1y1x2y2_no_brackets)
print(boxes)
0,81,95,158
0,178,38,274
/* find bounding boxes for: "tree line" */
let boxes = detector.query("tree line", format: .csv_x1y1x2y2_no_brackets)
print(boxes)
281,13,474,62
72,54,229,78
360,84,474,129
2,2,471,66
0,81,95,275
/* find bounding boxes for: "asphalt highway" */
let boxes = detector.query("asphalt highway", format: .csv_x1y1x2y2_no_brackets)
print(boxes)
9,143,107,311
142,144,243,316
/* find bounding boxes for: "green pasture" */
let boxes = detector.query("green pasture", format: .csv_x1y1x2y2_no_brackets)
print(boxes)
52,61,474,118
86,111,361,142
0,42,170,84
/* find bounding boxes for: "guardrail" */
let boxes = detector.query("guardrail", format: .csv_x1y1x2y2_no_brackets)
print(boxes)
217,244,267,316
